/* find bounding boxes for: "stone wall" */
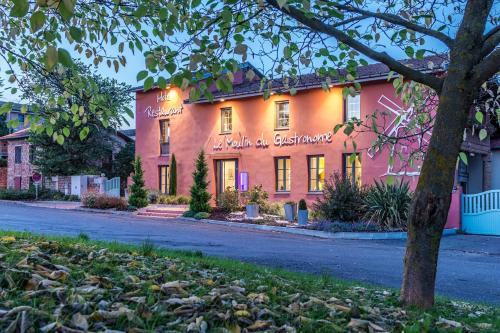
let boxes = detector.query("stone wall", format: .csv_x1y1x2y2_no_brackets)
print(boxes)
0,167,7,188
6,140,33,190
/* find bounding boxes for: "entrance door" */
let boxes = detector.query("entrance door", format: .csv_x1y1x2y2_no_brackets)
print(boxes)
216,159,238,200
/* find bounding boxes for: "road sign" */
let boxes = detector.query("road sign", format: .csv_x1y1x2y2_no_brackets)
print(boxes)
32,172,41,184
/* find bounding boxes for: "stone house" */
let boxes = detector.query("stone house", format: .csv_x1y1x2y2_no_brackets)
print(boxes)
0,128,133,190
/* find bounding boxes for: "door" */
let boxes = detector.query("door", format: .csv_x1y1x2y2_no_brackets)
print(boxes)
159,165,169,194
216,159,238,200
14,177,21,190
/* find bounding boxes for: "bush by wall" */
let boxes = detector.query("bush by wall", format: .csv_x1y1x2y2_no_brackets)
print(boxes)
0,188,79,201
218,188,241,212
81,191,128,210
363,180,412,230
189,150,211,213
313,172,366,222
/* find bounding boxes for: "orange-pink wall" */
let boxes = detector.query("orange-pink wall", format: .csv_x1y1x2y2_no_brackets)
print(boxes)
135,80,421,203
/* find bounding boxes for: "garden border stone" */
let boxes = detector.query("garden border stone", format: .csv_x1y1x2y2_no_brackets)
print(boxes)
180,217,458,240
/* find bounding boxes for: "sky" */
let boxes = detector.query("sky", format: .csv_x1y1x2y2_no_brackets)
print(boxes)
0,4,464,131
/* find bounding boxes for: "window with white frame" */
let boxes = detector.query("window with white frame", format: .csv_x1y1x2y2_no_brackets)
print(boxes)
275,101,289,130
221,107,232,133
346,94,361,120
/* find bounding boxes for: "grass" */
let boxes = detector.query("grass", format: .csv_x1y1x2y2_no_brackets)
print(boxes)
0,230,498,332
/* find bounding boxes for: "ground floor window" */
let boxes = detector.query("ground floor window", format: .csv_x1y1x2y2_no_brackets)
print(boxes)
343,153,362,186
308,155,325,192
159,165,170,194
275,156,291,192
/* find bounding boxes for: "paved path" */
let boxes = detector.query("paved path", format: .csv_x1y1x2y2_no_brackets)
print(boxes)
0,201,499,305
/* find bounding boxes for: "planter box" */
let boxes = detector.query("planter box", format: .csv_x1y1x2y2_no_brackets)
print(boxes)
298,210,308,226
284,203,296,221
246,203,259,218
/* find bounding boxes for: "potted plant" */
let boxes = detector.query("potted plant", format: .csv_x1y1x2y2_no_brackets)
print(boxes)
245,185,267,218
284,200,296,222
246,200,260,218
298,199,308,226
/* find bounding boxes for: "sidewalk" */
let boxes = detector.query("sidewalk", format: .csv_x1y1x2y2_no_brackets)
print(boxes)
0,200,81,210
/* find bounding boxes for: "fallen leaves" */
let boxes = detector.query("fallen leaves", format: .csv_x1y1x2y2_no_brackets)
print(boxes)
0,235,497,332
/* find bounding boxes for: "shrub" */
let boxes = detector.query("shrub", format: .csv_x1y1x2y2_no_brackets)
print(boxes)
158,195,191,205
147,190,161,204
189,150,211,213
261,201,284,216
182,210,196,218
363,181,412,230
82,191,128,210
129,156,149,208
298,199,307,210
218,188,241,212
243,184,268,206
169,154,177,195
194,211,210,220
0,189,35,200
313,172,366,222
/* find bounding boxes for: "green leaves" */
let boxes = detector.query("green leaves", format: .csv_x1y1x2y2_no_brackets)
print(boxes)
10,0,28,17
45,46,58,70
69,26,83,42
58,48,74,67
30,11,46,32
136,70,148,81
479,128,487,141
79,127,90,141
0,102,13,115
143,77,154,91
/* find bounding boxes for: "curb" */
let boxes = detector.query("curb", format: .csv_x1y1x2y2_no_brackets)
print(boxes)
179,217,458,240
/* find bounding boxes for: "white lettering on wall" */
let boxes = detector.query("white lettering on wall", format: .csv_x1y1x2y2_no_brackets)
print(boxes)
144,105,183,119
212,131,333,151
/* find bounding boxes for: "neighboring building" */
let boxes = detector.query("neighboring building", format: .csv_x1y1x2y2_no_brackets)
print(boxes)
0,128,133,190
0,101,31,132
120,129,136,141
134,55,498,204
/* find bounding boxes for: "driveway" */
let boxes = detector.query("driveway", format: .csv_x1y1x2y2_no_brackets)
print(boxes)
0,201,499,305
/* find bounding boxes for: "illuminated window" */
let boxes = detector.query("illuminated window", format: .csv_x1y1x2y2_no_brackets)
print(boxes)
159,165,170,194
308,155,325,192
275,157,291,192
159,120,170,155
343,153,362,186
275,101,289,130
346,94,360,120
221,107,232,133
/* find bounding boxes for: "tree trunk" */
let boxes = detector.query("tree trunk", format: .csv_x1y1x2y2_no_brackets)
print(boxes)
400,0,493,308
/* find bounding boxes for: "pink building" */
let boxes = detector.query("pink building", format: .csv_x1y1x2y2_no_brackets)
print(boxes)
134,56,470,206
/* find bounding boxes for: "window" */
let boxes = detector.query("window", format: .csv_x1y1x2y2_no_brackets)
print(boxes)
14,146,22,164
159,165,170,194
221,108,232,133
159,120,170,155
275,101,289,130
17,114,25,128
275,157,291,192
343,153,362,186
308,155,325,192
345,94,360,120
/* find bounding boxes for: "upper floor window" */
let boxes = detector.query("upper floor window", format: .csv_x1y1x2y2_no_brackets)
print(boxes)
343,153,362,186
308,155,325,192
275,101,289,130
159,120,170,155
17,114,25,128
275,157,291,192
221,107,232,134
345,94,360,120
14,146,22,164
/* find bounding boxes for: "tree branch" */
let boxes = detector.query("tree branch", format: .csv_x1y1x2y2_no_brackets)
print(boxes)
265,0,444,92
333,4,455,47
472,47,500,85
481,26,500,58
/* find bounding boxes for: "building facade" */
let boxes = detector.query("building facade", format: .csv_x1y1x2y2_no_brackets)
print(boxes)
136,57,477,203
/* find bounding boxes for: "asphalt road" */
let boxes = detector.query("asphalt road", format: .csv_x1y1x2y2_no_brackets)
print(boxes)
0,201,499,305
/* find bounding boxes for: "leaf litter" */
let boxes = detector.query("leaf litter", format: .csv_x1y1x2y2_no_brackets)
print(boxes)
0,235,498,332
